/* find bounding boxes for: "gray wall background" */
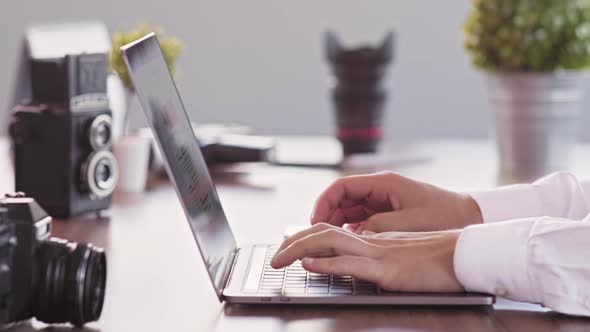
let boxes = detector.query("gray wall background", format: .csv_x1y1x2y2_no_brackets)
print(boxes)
1,1,589,142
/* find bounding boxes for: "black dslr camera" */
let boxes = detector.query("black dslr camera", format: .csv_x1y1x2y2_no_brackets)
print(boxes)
0,192,106,326
10,53,118,218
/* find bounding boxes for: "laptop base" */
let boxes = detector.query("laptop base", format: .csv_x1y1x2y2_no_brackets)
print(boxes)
223,244,495,306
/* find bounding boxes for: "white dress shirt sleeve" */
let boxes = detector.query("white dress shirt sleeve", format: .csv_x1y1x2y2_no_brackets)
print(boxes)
454,172,590,316
469,171,590,222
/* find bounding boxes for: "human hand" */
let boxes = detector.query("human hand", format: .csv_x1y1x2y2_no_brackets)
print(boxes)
310,172,482,233
271,223,464,292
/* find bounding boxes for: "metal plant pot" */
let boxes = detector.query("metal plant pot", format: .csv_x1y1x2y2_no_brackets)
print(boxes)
487,72,586,183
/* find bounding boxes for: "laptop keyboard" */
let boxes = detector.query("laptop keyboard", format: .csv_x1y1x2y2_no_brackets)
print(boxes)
257,246,378,295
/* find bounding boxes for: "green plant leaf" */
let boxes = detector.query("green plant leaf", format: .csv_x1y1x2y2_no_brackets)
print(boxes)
464,0,590,72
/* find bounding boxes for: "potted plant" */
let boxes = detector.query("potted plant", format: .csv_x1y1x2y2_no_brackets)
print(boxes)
464,0,590,182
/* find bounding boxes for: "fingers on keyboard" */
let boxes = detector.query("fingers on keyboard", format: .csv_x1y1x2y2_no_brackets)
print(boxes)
258,246,377,295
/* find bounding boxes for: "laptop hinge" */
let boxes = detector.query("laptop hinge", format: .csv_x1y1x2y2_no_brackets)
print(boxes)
219,248,240,298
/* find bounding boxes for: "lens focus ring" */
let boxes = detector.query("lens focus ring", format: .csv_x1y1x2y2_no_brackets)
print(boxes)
36,239,107,326
88,114,113,151
81,150,118,198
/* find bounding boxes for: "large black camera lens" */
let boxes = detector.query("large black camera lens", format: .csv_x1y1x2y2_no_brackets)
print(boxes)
35,238,106,326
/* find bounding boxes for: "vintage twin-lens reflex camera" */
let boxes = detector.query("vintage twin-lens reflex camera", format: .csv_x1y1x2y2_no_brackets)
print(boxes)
0,192,106,326
10,53,118,218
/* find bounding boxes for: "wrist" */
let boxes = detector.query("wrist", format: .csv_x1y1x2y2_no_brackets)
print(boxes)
459,193,483,227
438,231,465,292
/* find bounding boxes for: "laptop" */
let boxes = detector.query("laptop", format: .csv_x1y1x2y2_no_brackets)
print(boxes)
121,33,495,306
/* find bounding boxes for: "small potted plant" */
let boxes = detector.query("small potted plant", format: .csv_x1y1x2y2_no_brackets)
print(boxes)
464,0,590,182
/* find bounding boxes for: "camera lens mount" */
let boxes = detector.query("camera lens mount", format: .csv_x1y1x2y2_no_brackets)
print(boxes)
88,114,113,151
36,238,106,326
81,150,118,198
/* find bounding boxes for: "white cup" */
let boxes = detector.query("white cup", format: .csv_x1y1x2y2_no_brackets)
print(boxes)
114,134,152,193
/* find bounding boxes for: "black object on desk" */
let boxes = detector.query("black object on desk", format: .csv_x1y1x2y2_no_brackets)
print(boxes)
325,30,394,155
9,21,116,218
0,192,106,327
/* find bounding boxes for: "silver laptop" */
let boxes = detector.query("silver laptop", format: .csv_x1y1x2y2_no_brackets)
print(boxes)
121,33,495,306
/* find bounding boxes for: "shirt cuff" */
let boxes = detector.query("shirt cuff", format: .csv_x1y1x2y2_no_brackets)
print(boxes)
454,220,539,303
469,184,542,223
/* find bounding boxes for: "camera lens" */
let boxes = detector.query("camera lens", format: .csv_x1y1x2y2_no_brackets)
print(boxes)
95,123,111,147
89,114,113,150
35,238,106,326
94,159,112,190
81,151,118,198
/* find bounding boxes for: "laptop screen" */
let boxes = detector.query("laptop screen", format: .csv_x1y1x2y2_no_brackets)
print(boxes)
121,33,237,298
